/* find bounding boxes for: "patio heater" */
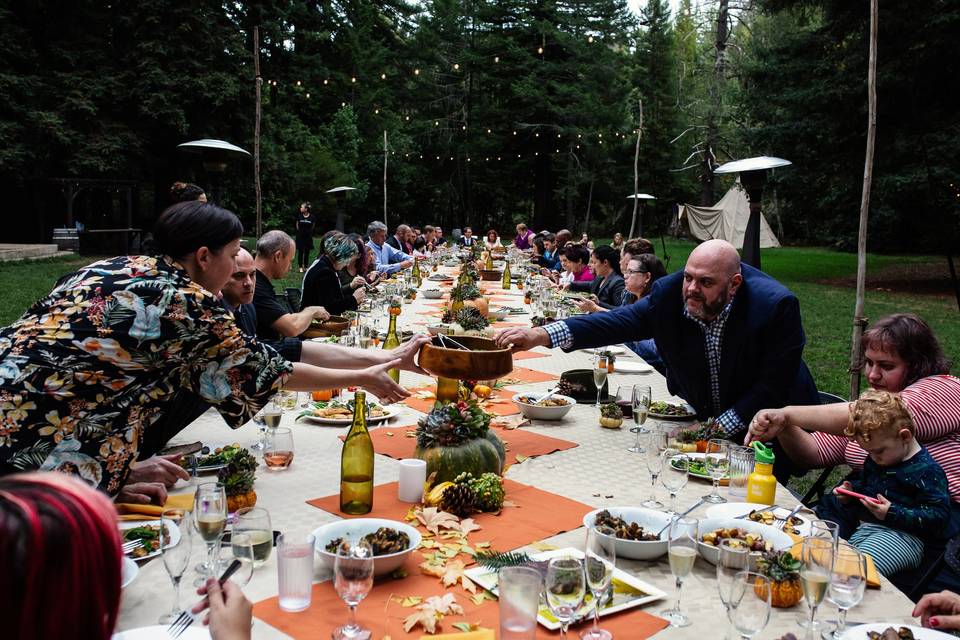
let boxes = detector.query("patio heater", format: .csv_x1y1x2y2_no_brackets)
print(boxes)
713,156,791,270
625,193,656,239
325,186,357,232
176,139,251,204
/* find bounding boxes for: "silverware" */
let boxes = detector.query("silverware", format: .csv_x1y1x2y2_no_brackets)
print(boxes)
438,334,470,351
778,504,804,530
657,498,705,535
121,539,143,555
167,560,241,638
538,386,561,404
734,504,781,520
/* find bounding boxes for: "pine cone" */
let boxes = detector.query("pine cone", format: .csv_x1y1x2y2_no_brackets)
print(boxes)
440,481,477,518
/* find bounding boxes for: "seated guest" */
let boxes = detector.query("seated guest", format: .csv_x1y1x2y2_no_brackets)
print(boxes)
498,239,819,459
621,254,668,374
0,472,253,640
536,233,561,271
221,248,257,336
618,237,657,305
555,229,573,253
611,232,625,251
555,243,593,287
338,235,379,295
514,223,534,250
367,221,413,275
570,245,625,311
301,232,365,314
580,232,594,250
386,224,414,254
422,225,438,252
434,225,445,246
458,226,477,247
484,229,501,250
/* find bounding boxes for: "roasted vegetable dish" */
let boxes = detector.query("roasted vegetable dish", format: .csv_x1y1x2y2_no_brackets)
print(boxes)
649,401,695,417
867,628,914,640
748,509,804,535
594,510,660,541
517,395,570,407
324,527,411,556
122,524,170,558
700,527,772,552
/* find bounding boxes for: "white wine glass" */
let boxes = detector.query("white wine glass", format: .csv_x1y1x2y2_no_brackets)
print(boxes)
592,355,609,409
799,536,834,636
825,543,867,640
225,532,255,587
797,520,840,628
193,482,227,586
717,538,750,614
545,556,586,638
661,451,689,516
333,539,374,640
158,508,192,624
729,572,772,639
661,516,698,627
627,385,651,453
581,527,616,640
234,507,273,568
642,429,667,509
703,439,730,504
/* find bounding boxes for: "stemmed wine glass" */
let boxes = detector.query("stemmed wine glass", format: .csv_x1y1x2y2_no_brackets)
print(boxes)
825,543,867,639
797,520,840,628
581,527,616,640
717,538,750,615
333,540,375,640
703,439,730,504
661,450,689,516
661,516,698,627
627,385,651,453
642,429,667,509
799,536,834,637
225,532,255,587
193,482,227,586
234,506,273,568
159,508,192,624
592,355,609,409
729,572,772,639
545,556,586,638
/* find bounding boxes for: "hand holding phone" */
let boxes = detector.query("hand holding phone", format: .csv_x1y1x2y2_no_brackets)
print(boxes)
835,486,882,504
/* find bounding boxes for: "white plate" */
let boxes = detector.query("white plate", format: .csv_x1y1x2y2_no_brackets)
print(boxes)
465,547,667,631
705,502,813,537
113,625,210,639
613,359,653,374
121,556,139,588
670,452,729,482
119,519,182,562
299,404,402,426
842,623,954,639
583,346,625,355
648,402,697,421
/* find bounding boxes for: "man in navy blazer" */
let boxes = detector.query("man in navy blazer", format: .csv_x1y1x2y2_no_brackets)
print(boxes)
497,240,818,466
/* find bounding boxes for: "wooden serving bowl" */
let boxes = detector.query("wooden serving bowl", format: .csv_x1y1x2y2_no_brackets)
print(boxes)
479,269,503,281
418,336,514,381
320,315,350,333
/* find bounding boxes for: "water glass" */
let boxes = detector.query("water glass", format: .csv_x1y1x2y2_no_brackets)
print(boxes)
398,458,427,503
545,557,586,638
592,355,609,409
661,451,689,515
498,566,541,640
159,508,192,624
277,389,298,411
264,427,294,471
703,439,730,504
627,385,651,453
661,516,698,627
223,532,255,587
642,429,667,509
811,519,840,549
727,445,755,500
799,536,834,633
333,540,374,640
826,543,868,639
729,572,772,639
234,506,273,567
582,526,616,640
717,538,750,613
250,411,267,451
278,533,316,612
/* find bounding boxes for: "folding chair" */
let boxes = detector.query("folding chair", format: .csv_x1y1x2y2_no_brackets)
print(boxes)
284,288,302,314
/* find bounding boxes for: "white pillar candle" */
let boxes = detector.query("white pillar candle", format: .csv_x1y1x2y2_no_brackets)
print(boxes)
397,458,427,503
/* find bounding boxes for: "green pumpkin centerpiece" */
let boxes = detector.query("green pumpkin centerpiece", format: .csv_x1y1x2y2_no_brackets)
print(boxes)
414,400,505,483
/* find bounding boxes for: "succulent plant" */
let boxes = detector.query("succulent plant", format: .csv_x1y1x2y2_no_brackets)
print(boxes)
416,400,492,449
217,448,258,511
600,403,623,419
756,550,801,583
451,282,482,301
467,472,505,512
452,307,489,331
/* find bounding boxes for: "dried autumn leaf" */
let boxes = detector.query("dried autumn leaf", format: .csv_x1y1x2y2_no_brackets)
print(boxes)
398,596,423,607
420,560,447,578
454,518,482,536
461,574,479,594
470,591,496,606
501,500,519,509
441,559,467,587
452,622,483,633
403,608,439,634
424,593,464,616
415,507,461,534
515,454,529,463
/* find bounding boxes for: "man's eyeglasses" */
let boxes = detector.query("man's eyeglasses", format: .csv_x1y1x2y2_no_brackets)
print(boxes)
626,268,648,275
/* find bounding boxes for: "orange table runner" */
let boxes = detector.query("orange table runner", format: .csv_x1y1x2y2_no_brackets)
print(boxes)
512,350,548,361
401,388,521,416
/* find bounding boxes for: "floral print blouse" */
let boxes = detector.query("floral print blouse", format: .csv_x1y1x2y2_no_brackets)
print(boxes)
0,255,292,495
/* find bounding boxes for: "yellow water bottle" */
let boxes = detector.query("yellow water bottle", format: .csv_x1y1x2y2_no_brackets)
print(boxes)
746,441,777,505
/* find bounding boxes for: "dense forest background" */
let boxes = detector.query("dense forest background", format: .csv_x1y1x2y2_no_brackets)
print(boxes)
1,0,957,252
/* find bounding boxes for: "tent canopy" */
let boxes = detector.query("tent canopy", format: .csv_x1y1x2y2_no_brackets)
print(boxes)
678,180,780,250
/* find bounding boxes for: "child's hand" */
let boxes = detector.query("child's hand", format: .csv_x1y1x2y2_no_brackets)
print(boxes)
834,481,854,504
861,493,890,520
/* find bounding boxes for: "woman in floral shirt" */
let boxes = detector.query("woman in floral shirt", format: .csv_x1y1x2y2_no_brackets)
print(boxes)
0,201,406,501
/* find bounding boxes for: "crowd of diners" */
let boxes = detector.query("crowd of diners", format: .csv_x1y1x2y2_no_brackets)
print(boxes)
0,183,958,638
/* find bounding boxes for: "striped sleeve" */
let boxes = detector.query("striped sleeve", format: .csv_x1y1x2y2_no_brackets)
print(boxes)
812,431,850,467
901,375,960,441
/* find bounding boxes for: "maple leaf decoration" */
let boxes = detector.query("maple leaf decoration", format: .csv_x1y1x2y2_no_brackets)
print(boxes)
454,518,482,536
402,593,465,634
414,507,460,534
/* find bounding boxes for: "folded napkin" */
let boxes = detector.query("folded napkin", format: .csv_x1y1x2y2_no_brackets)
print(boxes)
423,629,494,640
116,492,194,521
788,536,881,588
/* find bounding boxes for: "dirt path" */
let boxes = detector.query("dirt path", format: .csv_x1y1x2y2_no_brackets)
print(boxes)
817,260,959,297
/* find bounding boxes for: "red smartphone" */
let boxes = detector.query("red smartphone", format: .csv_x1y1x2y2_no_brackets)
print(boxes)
836,486,882,504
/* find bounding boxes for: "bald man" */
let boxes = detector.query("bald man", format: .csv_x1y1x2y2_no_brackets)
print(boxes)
498,239,818,470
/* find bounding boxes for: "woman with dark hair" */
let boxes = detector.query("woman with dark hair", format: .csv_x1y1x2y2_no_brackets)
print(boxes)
338,235,378,296
294,202,316,273
301,232,365,314
484,229,501,250
0,201,410,502
555,243,593,286
0,472,252,640
570,245,625,312
169,181,206,203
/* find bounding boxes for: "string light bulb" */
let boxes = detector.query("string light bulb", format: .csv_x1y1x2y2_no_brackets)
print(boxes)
494,56,500,63
588,36,594,43
453,63,460,70
323,79,329,85
414,68,420,75
351,76,356,83
380,73,386,80
306,93,310,98
537,47,543,55
296,80,301,86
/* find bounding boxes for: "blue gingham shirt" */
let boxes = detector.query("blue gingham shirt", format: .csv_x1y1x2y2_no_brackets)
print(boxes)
544,297,746,436
366,239,412,275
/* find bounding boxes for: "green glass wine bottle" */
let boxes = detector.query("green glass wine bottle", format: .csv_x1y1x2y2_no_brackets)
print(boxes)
412,257,422,287
484,251,494,270
340,390,374,514
501,259,511,289
382,311,401,383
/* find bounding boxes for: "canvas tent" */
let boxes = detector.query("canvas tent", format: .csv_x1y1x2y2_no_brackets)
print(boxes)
678,179,780,249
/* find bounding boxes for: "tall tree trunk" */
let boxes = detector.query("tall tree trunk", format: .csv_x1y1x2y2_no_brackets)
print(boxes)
253,26,263,238
565,150,575,229
533,153,552,230
629,99,643,238
383,130,388,225
584,178,594,234
701,0,729,206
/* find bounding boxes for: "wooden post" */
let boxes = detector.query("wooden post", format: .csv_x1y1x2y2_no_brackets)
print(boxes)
848,0,878,401
383,130,388,225
253,26,263,239
628,99,643,239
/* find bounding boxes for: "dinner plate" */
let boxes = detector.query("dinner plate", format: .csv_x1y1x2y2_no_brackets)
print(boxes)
121,556,139,588
613,359,653,374
464,547,667,631
842,623,953,639
583,346,625,356
670,452,729,482
113,625,210,639
648,402,696,421
427,274,453,281
299,404,402,426
119,519,182,562
705,502,813,537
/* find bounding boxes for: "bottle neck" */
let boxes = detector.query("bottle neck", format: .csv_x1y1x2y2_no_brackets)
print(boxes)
387,313,398,335
351,392,368,427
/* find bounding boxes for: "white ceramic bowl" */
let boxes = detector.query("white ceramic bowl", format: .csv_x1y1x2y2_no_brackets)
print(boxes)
582,507,671,560
427,324,450,336
422,288,444,299
487,309,508,321
511,393,576,420
313,518,422,577
695,517,794,565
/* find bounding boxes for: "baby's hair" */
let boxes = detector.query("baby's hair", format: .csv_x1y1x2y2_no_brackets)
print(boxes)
844,389,914,442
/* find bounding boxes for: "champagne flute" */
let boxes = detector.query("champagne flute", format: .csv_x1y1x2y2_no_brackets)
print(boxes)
661,451,689,516
250,410,267,451
642,429,667,509
545,557,586,639
703,439,730,504
799,536,834,636
193,482,227,586
825,543,867,640
225,532,255,587
627,385,651,452
158,508,192,624
593,355,609,409
333,540,375,640
717,538,750,614
234,506,273,567
661,516,698,627
797,519,840,628
581,527,616,640
729,572,772,639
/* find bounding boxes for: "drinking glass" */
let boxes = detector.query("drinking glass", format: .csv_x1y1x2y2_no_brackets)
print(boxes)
333,540,375,640
264,427,294,471
159,508,192,624
592,355,609,409
545,557,586,638
277,389,298,411
799,536,834,635
661,451,689,515
250,411,267,451
581,527,616,640
661,516,698,627
717,538,750,613
796,520,841,628
234,506,273,567
727,445,755,500
193,482,227,586
703,439,730,504
614,386,634,420
225,532,255,587
278,533,315,612
358,324,373,349
642,429,667,509
499,566,541,640
729,572,772,639
627,385,651,453
825,543,867,640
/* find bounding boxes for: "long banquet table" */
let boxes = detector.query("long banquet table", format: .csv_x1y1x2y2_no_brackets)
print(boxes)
117,264,919,638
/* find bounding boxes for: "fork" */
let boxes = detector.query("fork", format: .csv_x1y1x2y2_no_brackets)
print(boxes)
778,504,804,530
121,539,143,555
166,560,242,638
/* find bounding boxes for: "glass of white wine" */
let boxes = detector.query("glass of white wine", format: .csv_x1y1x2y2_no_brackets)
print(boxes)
825,543,867,640
193,482,227,586
661,516,698,627
627,384,651,453
797,521,840,628
800,536,834,635
592,355,609,409
234,506,273,568
703,439,730,504
545,556,586,639
661,450,689,516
